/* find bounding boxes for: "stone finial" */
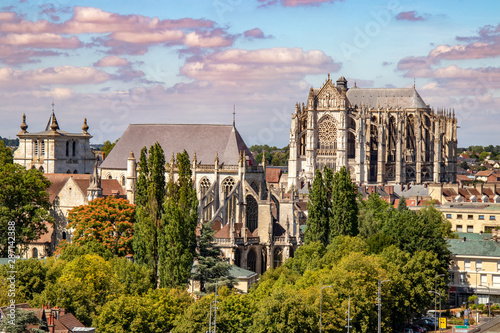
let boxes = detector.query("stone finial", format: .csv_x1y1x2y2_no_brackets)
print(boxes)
50,111,59,132
214,151,219,165
128,151,135,160
20,114,28,133
82,118,89,134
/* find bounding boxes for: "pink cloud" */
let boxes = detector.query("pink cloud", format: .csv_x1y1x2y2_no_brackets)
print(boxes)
180,47,340,82
243,28,271,39
94,56,129,67
0,65,111,87
0,33,82,48
0,45,59,65
111,30,184,44
395,11,425,21
184,29,235,48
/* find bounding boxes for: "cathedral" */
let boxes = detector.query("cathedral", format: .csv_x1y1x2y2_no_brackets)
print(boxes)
288,75,458,190
100,124,298,275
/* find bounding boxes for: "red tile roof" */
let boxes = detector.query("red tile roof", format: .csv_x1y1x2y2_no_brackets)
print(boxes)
59,313,85,330
30,222,54,244
266,167,282,183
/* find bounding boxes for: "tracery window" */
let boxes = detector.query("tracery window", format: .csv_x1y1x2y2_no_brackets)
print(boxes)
317,116,337,154
34,140,39,156
200,178,212,221
246,195,258,233
222,177,236,224
32,248,38,259
41,140,45,156
250,181,259,195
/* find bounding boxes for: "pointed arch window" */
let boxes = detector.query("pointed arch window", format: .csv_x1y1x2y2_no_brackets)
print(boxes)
247,249,257,272
317,116,337,155
273,247,283,268
222,177,236,224
246,195,258,233
32,248,38,259
200,178,212,221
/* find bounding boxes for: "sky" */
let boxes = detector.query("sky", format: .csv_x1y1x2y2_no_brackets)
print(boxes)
0,0,499,148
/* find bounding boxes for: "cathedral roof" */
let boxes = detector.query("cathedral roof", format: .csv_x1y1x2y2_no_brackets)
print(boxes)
100,124,254,170
346,87,428,109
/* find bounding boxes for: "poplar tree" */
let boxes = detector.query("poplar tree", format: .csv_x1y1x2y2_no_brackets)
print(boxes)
329,166,359,240
133,143,166,287
304,168,330,246
159,150,199,288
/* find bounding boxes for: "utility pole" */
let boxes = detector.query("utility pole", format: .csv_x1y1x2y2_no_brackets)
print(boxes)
378,279,390,333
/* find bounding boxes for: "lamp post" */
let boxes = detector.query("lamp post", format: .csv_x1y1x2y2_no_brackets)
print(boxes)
480,285,491,321
320,285,332,333
434,274,445,332
475,267,482,324
378,279,390,333
429,291,442,333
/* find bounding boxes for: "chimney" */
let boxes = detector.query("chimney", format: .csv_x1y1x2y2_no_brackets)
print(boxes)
59,308,65,316
48,312,55,333
53,306,59,320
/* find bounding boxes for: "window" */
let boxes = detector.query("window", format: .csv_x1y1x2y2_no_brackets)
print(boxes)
72,141,76,156
465,259,471,271
446,214,452,218
481,274,487,285
477,259,482,270
450,272,455,284
491,216,496,221
66,141,69,156
493,275,500,287
34,140,38,155
479,215,485,220
459,273,466,284
467,225,474,233
497,260,500,272
41,140,45,156
457,214,463,219
456,225,463,232
32,248,38,259
468,215,474,220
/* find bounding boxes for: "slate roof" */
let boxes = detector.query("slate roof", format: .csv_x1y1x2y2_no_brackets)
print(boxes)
448,233,500,257
100,124,254,170
346,87,428,109
228,265,257,279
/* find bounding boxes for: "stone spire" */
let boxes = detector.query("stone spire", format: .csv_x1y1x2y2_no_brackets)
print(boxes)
87,160,102,202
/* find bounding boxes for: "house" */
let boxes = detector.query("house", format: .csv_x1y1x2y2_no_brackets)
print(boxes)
0,303,95,333
448,233,500,308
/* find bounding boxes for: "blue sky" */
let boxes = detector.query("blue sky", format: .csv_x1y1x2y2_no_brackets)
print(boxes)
0,0,499,148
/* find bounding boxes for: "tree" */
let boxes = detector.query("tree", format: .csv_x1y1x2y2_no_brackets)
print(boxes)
0,164,52,256
111,257,154,296
358,193,391,238
133,143,166,287
0,140,13,165
459,161,469,170
329,166,359,240
67,197,135,256
159,150,199,288
49,254,120,326
397,195,408,212
191,222,234,294
304,169,330,245
0,259,47,303
56,239,114,261
100,139,118,158
0,309,46,333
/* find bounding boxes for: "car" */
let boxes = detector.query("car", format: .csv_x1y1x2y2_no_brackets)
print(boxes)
407,324,427,333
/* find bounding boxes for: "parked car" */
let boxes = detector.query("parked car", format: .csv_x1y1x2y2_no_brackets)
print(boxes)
406,324,427,333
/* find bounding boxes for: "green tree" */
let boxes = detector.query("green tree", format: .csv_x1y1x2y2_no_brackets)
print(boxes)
459,161,469,170
100,139,118,158
56,239,114,261
397,195,408,212
329,166,359,240
0,140,13,165
67,197,135,256
0,309,46,333
191,222,234,294
358,193,391,238
0,259,47,303
0,164,52,256
305,169,330,245
49,254,121,326
111,257,154,296
133,143,166,287
159,150,199,288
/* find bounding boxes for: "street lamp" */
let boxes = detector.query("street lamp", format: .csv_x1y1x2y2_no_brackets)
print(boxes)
480,284,491,321
475,267,483,324
320,285,332,333
429,291,442,333
378,279,390,333
433,274,445,332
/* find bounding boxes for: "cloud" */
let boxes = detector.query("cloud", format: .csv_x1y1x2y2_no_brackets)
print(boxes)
395,11,426,21
0,65,111,87
258,0,342,7
243,28,272,40
94,56,130,67
180,47,340,82
0,33,82,48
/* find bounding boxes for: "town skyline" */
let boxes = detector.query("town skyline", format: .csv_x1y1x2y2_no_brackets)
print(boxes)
0,0,499,148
